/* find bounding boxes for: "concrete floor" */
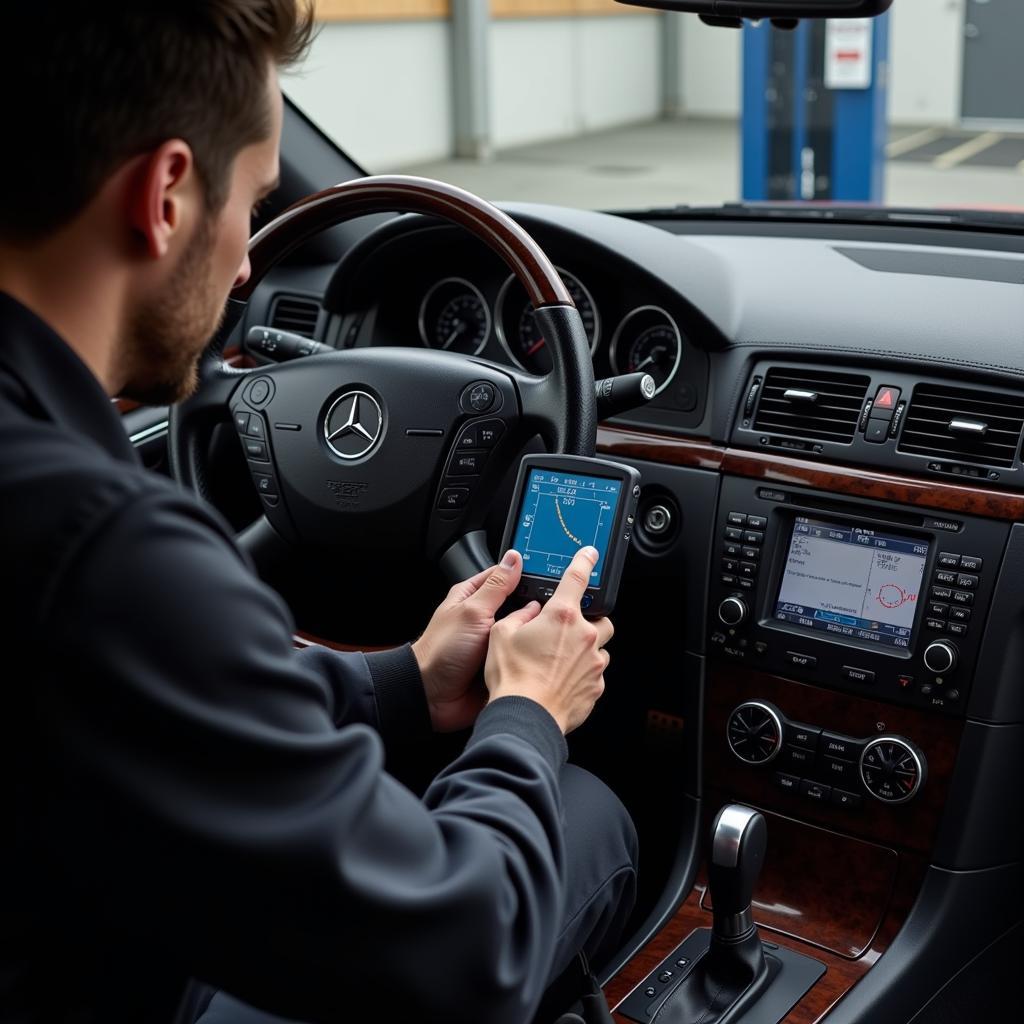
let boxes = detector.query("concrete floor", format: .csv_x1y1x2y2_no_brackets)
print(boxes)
402,118,1024,211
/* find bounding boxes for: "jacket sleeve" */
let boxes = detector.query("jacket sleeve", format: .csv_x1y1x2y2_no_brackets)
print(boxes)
36,486,569,1024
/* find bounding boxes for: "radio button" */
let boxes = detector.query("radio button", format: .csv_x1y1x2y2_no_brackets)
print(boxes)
948,622,968,637
785,723,821,749
949,606,971,623
741,545,760,560
747,515,768,530
743,530,765,546
801,780,831,803
937,552,961,570
931,585,953,601
783,746,814,769
820,732,859,760
724,527,743,542
955,573,979,590
738,578,754,590
959,555,983,572
842,665,876,685
776,773,800,794
925,617,947,632
934,570,958,586
951,590,974,606
740,561,758,578
724,542,742,558
822,756,858,784
722,558,739,573
927,602,949,618
785,651,817,670
720,574,738,586
727,512,746,526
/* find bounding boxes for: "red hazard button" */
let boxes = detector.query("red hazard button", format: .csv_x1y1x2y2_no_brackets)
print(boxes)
869,386,901,421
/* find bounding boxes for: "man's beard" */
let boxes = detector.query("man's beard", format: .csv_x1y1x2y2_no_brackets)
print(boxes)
118,219,226,407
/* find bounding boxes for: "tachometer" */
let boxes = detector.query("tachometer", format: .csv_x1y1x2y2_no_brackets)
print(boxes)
496,270,599,375
610,306,682,395
418,278,491,356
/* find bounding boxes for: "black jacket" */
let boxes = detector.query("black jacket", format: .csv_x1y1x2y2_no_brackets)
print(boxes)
0,293,569,1024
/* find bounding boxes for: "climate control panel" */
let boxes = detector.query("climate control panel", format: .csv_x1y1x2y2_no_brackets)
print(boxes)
725,701,927,807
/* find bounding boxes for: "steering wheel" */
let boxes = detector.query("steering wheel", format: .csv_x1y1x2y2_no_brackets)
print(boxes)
168,176,596,579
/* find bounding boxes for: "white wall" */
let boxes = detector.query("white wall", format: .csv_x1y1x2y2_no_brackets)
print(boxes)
283,20,453,170
490,15,662,149
680,16,741,118
888,0,965,125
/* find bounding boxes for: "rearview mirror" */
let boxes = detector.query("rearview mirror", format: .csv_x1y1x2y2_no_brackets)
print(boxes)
614,0,893,17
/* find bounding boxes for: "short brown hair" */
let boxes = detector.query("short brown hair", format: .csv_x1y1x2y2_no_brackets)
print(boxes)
0,2,315,242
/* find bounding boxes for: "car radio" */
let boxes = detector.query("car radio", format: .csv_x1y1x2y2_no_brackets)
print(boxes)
708,477,1010,715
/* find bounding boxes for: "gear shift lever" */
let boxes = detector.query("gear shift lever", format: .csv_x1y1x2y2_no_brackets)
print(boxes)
708,805,768,944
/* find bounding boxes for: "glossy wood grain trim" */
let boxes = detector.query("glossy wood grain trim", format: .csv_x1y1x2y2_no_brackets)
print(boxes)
597,425,726,470
293,631,394,654
705,667,961,856
604,813,927,1024
721,447,1024,521
236,176,572,310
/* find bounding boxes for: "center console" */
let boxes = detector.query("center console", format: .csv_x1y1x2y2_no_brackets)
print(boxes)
709,476,1010,716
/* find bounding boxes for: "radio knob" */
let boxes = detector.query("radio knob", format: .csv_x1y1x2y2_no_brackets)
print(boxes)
923,640,958,675
718,596,748,627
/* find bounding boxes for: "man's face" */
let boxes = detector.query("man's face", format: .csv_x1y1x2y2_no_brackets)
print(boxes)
119,70,283,406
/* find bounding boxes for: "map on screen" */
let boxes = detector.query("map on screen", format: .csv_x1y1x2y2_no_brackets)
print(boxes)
511,469,622,586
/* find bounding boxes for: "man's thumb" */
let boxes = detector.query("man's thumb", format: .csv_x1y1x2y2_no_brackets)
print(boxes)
469,549,523,615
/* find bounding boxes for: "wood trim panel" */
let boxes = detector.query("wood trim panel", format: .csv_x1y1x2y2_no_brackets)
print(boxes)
605,834,927,1024
314,0,450,22
705,667,962,856
596,425,1024,521
597,425,726,471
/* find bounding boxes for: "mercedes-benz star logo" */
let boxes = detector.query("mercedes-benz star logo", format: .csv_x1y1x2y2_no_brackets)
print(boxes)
324,390,383,460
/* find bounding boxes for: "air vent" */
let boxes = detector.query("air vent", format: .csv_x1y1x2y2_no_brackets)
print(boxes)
269,294,320,338
753,368,870,443
898,384,1024,469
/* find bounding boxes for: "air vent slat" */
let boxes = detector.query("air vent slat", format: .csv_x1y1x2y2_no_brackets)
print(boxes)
753,368,870,445
898,383,1024,470
269,295,321,339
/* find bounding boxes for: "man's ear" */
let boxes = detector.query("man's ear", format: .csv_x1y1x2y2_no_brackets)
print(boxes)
127,140,197,260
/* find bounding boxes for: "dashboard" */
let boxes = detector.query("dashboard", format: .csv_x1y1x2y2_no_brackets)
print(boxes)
236,203,1024,1023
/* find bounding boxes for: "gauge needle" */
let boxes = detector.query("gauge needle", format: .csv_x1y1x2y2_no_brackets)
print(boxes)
634,355,655,371
442,320,464,350
526,338,546,357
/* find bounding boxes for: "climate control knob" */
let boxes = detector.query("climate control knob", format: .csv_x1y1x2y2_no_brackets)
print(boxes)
923,640,958,675
726,701,783,765
718,596,748,627
860,736,927,804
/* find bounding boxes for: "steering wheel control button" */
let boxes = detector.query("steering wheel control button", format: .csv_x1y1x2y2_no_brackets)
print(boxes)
456,428,478,449
261,495,280,509
476,420,505,447
245,416,266,440
246,377,274,407
449,452,485,476
234,412,251,433
461,381,497,414
438,487,470,511
254,474,278,497
243,440,269,462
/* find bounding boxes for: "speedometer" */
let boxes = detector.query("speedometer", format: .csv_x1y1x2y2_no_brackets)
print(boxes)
610,306,682,395
496,270,599,375
418,278,491,355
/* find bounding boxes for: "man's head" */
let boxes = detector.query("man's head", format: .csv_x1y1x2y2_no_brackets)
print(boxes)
0,2,315,403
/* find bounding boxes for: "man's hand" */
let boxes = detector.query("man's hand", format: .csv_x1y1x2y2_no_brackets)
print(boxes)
412,551,525,733
484,546,613,735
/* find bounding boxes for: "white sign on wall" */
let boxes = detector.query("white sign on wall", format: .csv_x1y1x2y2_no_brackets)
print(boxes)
824,17,874,90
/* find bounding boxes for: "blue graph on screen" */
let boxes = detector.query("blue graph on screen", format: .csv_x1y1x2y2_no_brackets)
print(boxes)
511,470,622,585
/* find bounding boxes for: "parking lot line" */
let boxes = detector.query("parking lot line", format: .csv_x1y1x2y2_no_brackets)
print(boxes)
933,131,1003,170
886,126,942,158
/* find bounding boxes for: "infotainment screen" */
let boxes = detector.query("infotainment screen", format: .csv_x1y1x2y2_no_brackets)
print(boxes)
774,517,929,650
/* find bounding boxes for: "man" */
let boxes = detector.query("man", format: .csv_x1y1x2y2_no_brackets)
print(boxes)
0,4,637,1024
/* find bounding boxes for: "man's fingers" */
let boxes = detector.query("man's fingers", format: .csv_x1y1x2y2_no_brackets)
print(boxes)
551,546,598,606
594,616,614,648
465,549,523,616
500,600,542,629
446,564,494,603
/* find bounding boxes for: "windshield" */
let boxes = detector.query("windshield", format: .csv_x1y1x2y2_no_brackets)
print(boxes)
283,2,1023,215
